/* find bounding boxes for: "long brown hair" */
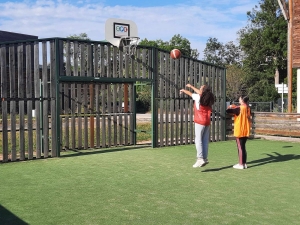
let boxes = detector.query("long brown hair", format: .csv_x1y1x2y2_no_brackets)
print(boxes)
240,95,249,105
200,85,215,107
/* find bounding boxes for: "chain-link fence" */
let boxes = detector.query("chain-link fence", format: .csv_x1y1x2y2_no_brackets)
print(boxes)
230,102,273,112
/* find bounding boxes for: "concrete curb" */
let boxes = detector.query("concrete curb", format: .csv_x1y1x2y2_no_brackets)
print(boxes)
253,135,300,143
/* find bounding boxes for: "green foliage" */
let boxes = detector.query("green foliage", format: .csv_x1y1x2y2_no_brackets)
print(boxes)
247,75,279,101
136,122,151,141
67,33,91,40
239,0,287,70
139,34,199,59
136,85,151,113
203,37,224,66
238,0,288,101
203,0,290,102
203,37,243,67
226,64,246,101
203,39,245,101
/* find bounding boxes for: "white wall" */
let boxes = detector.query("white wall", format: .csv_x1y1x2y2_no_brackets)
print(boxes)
297,69,300,113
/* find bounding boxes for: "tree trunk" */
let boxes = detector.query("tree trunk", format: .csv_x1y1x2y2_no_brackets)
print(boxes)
274,67,279,85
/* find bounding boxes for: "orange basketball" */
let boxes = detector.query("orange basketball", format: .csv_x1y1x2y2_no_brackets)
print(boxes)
170,49,181,59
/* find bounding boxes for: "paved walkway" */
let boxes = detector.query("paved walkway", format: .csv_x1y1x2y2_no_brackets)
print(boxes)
254,135,300,143
136,113,151,121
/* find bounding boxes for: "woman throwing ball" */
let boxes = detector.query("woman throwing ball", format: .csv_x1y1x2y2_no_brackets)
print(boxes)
180,84,215,168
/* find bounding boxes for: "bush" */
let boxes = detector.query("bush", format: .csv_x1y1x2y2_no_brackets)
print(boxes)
136,89,151,113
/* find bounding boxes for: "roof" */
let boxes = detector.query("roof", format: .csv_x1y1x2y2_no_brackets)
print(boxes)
0,30,38,42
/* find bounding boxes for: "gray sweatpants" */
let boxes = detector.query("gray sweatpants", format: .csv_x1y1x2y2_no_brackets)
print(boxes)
195,123,210,159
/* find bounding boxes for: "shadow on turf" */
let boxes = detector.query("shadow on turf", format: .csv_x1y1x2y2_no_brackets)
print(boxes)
60,145,151,158
202,152,300,172
0,205,29,225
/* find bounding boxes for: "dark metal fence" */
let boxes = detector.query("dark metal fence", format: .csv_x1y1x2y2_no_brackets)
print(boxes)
0,38,226,162
231,102,273,112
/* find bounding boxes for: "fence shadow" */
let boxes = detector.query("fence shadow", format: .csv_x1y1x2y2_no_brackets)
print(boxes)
60,144,151,158
246,152,300,168
0,144,152,163
202,151,300,172
0,205,29,225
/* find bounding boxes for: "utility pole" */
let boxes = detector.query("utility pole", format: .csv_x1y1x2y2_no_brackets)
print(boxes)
288,0,293,113
278,0,293,112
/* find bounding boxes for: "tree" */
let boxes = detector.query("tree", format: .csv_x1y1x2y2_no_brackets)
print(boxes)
169,34,199,59
203,38,245,100
203,1,288,102
226,64,246,102
139,34,199,59
67,33,90,40
202,37,224,66
222,41,244,66
239,0,287,70
203,37,243,67
238,0,287,102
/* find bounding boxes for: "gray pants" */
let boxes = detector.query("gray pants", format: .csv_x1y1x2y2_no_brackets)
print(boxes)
195,123,210,159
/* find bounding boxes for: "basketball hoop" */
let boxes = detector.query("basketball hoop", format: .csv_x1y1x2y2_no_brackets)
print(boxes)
118,36,140,56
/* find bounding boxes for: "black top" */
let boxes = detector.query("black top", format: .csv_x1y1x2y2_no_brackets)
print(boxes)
226,107,240,116
0,30,38,42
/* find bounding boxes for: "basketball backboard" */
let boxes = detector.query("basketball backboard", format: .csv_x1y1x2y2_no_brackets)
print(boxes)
105,18,138,47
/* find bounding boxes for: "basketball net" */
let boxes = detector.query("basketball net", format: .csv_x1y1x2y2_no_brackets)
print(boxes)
119,36,140,56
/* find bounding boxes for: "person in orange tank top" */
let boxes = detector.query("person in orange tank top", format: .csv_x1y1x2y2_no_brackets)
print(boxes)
226,95,251,169
180,84,215,168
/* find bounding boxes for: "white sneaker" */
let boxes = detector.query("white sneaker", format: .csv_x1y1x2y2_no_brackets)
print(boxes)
244,164,248,169
233,164,245,169
199,158,209,167
193,159,205,168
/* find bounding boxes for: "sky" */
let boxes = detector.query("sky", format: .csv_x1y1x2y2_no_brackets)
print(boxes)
0,0,260,59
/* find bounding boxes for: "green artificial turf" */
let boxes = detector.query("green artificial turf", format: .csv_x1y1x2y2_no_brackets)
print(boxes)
0,139,300,225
